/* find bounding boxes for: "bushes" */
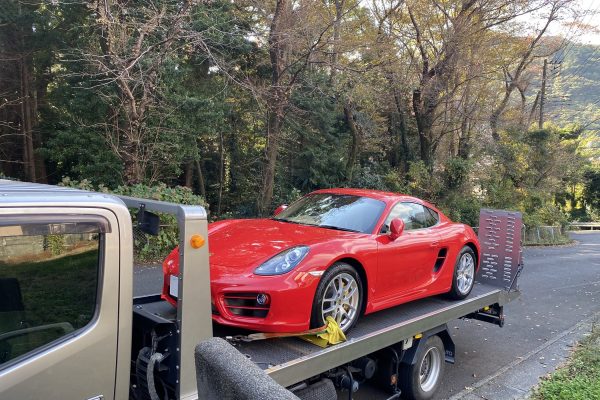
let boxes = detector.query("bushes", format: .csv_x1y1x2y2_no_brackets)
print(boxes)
524,203,569,229
60,178,208,262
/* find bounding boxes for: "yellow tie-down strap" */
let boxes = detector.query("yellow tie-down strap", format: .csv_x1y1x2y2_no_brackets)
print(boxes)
226,316,347,348
301,316,347,348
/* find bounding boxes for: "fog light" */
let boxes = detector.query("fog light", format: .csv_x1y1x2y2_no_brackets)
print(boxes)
256,293,270,305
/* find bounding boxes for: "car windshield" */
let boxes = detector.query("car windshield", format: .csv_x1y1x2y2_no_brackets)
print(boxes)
274,193,386,234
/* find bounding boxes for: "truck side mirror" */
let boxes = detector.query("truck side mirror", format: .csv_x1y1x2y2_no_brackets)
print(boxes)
274,204,288,216
137,205,160,236
389,218,405,240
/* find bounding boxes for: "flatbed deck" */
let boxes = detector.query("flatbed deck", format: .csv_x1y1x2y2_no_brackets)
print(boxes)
134,283,519,388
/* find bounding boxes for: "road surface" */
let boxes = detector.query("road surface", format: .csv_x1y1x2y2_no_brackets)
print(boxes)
133,232,600,399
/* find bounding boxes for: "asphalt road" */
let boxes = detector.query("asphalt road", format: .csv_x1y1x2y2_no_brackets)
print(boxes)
133,231,600,399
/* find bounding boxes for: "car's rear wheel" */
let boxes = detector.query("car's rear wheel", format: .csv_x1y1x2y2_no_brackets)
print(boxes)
310,262,363,333
448,246,476,300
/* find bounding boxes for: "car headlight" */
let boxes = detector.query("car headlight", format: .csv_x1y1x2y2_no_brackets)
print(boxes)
254,246,310,275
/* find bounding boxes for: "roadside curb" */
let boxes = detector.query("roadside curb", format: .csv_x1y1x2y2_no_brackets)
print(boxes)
448,312,600,400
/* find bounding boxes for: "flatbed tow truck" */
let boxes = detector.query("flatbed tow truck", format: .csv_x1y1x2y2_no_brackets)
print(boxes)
0,180,522,400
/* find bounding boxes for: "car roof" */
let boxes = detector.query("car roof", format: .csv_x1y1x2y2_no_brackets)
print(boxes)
311,188,422,204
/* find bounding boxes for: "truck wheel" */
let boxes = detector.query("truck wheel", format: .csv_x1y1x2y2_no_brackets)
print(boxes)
399,336,445,400
448,246,476,300
310,262,363,333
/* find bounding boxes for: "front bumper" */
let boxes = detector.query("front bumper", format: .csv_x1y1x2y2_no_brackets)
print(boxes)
210,271,321,333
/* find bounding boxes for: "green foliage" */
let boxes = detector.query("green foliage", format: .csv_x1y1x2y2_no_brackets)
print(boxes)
582,167,600,211
42,128,123,188
60,178,208,261
45,235,66,256
406,161,441,200
0,250,98,328
523,203,569,229
113,184,208,261
442,157,471,189
532,328,600,400
439,195,482,228
350,164,393,191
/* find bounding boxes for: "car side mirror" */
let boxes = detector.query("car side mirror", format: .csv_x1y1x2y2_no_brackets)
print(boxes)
274,204,288,216
389,218,405,240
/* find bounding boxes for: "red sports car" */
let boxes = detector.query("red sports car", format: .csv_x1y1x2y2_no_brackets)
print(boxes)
162,188,479,333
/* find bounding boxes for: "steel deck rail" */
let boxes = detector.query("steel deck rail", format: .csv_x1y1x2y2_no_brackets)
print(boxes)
232,283,518,387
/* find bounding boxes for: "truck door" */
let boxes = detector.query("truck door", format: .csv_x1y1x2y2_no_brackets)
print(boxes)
0,208,120,400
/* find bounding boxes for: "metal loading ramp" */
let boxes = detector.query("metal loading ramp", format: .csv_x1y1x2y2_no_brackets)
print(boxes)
229,283,519,387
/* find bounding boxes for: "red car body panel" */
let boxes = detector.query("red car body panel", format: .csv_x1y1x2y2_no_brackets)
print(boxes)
162,188,480,332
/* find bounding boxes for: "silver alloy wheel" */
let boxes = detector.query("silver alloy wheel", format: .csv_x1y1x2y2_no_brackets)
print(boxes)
321,272,359,331
419,346,442,393
457,252,475,295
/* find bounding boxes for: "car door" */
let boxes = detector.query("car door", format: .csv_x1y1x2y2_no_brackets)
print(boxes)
375,202,441,303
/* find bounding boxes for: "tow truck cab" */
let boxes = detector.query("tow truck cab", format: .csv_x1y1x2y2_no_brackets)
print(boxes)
0,180,211,400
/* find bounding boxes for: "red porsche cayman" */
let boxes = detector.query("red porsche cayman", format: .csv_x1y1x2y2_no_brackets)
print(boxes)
162,188,480,333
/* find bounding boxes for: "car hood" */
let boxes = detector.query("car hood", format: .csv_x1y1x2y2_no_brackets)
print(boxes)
208,218,348,268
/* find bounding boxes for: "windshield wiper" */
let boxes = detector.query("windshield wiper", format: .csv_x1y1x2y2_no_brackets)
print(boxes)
318,225,361,233
270,217,302,225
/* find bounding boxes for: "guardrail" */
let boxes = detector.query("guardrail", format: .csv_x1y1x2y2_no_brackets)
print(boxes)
523,225,564,244
569,222,600,231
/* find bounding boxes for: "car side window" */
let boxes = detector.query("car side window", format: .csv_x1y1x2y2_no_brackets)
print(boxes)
424,207,439,226
381,203,439,232
0,221,101,367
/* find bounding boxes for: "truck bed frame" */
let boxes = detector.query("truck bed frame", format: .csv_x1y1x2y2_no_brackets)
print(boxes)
134,283,519,389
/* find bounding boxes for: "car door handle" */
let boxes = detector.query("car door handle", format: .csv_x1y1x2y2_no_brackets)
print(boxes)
431,241,440,247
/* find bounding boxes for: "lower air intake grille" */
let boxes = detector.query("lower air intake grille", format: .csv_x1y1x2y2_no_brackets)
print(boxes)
223,292,270,318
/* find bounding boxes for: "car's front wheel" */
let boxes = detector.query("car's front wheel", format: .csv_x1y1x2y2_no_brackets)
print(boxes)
310,262,363,333
448,246,476,299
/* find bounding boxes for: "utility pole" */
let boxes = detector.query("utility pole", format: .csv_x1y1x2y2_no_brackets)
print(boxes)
539,58,547,129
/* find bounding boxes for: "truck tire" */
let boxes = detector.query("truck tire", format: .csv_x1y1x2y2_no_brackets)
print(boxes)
398,335,445,400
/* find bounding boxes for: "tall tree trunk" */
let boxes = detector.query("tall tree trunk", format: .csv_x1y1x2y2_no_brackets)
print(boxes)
217,131,224,215
489,87,512,141
457,79,472,160
412,89,431,167
329,0,344,83
344,104,360,182
458,118,471,159
257,0,290,216
259,106,284,214
392,88,410,173
20,56,36,182
17,0,36,183
122,125,144,184
185,162,194,188
194,160,206,199
528,91,540,128
227,121,239,194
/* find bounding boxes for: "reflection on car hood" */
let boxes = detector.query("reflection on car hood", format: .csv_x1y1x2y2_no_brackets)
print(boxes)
208,218,348,268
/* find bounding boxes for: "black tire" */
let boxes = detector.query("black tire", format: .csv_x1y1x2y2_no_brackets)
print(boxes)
310,262,363,333
447,246,476,300
398,336,445,400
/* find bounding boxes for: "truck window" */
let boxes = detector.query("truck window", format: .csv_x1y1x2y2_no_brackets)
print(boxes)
0,221,102,367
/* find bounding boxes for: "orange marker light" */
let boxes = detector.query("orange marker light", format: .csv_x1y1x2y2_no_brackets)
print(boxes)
190,234,205,249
